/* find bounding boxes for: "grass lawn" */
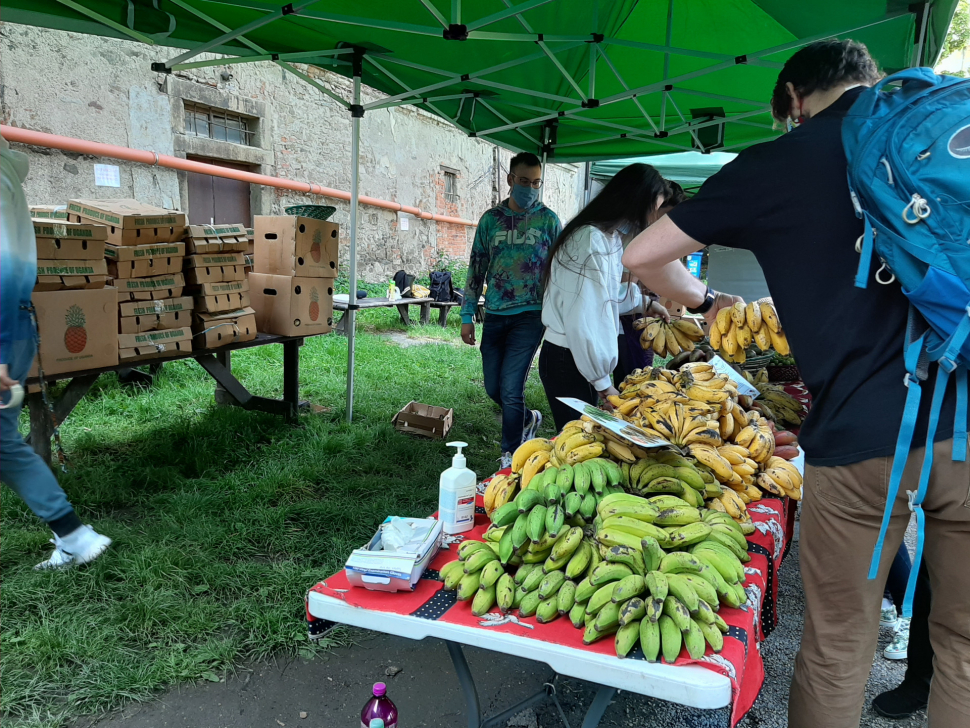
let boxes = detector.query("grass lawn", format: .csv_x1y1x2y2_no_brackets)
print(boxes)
0,308,554,728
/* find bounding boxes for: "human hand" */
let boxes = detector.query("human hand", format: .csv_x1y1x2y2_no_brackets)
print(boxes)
0,364,15,392
705,291,744,329
461,323,477,346
646,299,671,323
598,386,620,411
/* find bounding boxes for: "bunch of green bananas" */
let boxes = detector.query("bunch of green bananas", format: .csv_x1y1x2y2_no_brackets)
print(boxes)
623,450,720,506
581,491,752,660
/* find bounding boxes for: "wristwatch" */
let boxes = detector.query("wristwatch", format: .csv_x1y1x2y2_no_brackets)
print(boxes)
686,286,716,315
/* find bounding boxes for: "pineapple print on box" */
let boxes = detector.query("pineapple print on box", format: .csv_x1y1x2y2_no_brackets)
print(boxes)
29,288,119,376
63,304,87,353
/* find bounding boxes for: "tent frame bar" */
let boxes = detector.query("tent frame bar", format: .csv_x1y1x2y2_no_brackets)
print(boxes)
54,0,156,45
171,48,353,71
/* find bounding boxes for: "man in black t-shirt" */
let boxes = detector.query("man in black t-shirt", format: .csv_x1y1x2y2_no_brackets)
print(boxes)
624,41,970,728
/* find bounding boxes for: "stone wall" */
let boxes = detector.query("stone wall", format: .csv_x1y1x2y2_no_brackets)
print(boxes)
0,23,584,283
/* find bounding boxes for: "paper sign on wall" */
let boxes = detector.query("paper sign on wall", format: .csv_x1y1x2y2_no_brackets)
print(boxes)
710,355,760,397
94,164,121,187
558,397,671,449
399,216,410,231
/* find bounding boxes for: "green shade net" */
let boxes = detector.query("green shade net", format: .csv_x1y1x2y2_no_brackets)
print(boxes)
3,0,959,161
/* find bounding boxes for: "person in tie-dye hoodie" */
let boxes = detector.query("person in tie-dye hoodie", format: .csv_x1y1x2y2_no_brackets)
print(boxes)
1,134,112,570
460,152,561,468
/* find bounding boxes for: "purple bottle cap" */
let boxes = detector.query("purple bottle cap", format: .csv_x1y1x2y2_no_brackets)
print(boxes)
373,682,387,697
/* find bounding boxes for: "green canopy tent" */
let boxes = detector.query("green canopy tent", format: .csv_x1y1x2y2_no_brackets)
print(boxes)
590,150,737,193
2,0,959,420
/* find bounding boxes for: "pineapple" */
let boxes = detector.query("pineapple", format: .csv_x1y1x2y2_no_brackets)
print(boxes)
310,229,322,264
309,287,320,322
64,304,87,353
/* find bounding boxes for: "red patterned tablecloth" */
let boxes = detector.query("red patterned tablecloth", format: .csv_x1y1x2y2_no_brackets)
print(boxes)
307,484,795,727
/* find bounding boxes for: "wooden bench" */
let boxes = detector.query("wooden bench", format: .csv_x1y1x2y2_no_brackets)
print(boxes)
333,296,434,332
429,301,459,328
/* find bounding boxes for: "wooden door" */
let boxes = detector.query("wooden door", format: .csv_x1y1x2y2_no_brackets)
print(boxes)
186,157,253,225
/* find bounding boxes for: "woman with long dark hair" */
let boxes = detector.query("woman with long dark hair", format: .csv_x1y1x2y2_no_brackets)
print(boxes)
538,163,670,430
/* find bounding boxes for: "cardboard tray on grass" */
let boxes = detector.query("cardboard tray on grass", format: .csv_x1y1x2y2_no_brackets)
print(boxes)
28,287,119,376
192,307,257,348
248,273,333,337
67,199,186,246
254,215,338,278
392,401,454,439
111,272,185,300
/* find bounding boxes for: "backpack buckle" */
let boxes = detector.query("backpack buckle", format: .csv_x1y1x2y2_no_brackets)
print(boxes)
906,490,916,512
939,356,958,374
903,372,920,388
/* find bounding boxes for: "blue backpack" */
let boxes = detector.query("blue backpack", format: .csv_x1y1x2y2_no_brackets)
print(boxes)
843,68,970,618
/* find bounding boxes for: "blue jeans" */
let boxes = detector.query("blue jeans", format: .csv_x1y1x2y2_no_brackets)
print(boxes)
480,310,544,453
1,316,75,529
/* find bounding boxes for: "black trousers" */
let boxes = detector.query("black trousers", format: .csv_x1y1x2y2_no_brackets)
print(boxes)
905,560,934,692
538,341,599,432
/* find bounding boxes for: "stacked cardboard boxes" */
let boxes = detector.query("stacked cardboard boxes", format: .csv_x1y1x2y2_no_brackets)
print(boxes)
250,215,337,336
68,199,192,363
183,223,256,348
30,218,118,376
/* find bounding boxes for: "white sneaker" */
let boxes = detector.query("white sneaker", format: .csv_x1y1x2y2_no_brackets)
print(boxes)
499,452,513,470
522,409,543,442
879,598,898,627
34,525,111,570
884,617,910,660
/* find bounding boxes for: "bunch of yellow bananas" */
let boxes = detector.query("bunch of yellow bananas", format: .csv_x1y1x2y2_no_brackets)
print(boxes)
634,317,706,358
710,301,790,364
733,412,776,464
483,472,521,517
756,456,804,500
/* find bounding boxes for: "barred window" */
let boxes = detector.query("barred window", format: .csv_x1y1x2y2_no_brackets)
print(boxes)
184,102,256,146
443,170,459,203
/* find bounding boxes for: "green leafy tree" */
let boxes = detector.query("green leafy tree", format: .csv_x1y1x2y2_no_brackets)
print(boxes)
940,0,970,77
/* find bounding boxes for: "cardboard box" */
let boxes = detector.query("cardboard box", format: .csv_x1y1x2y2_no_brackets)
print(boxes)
184,223,250,254
119,296,194,318
33,219,108,242
184,264,246,285
119,308,193,334
105,242,185,262
108,256,183,279
660,297,687,319
35,260,108,291
112,272,185,300
193,307,258,348
249,273,333,336
254,216,338,278
195,290,251,314
30,205,68,220
36,236,106,261
67,199,186,245
119,340,193,362
184,252,247,269
392,401,454,439
29,287,118,376
118,326,192,351
188,279,250,297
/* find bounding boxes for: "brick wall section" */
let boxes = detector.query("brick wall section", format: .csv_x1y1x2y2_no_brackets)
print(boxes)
435,170,471,262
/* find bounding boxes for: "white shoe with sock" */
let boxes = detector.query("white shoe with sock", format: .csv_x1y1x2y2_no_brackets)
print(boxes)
34,525,111,570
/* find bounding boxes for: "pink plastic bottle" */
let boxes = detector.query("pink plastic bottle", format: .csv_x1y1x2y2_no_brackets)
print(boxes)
360,682,398,728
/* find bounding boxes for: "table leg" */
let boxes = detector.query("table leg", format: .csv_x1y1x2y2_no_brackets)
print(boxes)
438,306,449,328
282,338,301,423
396,303,412,326
580,685,617,728
335,311,349,335
213,350,232,406
27,391,53,463
420,302,431,326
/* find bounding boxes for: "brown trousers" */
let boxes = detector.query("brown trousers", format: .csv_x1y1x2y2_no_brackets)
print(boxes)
789,438,970,727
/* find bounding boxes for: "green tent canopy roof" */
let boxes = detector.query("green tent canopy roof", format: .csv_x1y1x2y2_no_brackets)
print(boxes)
3,1,959,162
591,151,737,187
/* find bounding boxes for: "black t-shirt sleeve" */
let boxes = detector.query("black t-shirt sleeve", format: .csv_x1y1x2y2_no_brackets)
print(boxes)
666,150,768,250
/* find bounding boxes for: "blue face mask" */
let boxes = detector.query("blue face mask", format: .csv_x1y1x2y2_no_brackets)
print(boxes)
510,183,540,210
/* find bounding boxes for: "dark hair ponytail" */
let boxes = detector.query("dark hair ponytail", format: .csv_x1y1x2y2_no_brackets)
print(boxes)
541,163,668,290
770,39,882,122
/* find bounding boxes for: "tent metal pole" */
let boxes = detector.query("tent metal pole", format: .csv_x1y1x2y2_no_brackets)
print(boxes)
912,2,931,67
419,0,448,28
664,93,705,151
596,47,661,134
669,87,771,108
477,100,542,146
540,125,550,202
172,48,353,71
452,0,461,24
466,0,558,32
346,58,363,424
53,0,156,44
364,57,472,134
278,63,352,108
163,3,315,68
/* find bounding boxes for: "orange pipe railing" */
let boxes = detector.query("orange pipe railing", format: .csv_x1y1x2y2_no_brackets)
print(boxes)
1,125,476,227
